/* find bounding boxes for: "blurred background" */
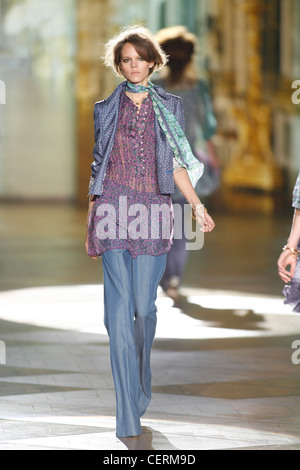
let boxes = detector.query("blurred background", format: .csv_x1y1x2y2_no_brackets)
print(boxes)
0,0,299,293
0,0,299,203
1,1,300,450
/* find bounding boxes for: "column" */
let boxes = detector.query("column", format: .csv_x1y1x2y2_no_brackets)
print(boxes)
234,0,247,96
76,0,114,204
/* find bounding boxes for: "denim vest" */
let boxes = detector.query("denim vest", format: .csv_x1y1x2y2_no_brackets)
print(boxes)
88,81,186,196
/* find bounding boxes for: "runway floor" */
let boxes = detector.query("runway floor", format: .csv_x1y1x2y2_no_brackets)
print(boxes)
0,202,300,450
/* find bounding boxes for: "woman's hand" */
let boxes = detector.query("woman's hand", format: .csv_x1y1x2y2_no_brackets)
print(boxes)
277,249,298,283
85,231,98,260
202,211,215,233
173,168,216,233
192,204,215,232
277,209,300,282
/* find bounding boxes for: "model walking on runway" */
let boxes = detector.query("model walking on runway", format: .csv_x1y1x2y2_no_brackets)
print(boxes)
85,25,215,438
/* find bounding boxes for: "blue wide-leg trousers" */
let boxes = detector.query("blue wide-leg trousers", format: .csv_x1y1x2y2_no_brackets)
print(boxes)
101,249,167,437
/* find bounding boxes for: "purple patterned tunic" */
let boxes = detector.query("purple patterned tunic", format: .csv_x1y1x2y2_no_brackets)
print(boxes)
88,91,173,258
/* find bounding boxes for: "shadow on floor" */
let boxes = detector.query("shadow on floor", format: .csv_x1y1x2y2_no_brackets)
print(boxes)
118,426,178,450
171,294,265,331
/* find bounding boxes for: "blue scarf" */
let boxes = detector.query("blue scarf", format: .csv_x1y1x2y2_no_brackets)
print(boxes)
126,81,203,188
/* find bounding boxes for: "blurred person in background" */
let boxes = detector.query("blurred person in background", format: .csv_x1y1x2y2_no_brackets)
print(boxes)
85,25,215,438
155,26,219,302
278,170,300,312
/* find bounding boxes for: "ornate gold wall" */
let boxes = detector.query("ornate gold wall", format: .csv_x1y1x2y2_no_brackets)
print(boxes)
0,0,298,206
221,0,283,192
206,0,300,211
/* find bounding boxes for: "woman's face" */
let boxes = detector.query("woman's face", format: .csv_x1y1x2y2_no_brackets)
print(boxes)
120,42,154,86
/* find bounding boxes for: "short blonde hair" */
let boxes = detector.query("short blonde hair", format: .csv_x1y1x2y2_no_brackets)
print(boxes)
104,25,168,77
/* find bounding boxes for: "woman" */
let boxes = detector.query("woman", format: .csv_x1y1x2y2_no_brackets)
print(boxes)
85,25,215,438
154,26,219,300
278,171,300,311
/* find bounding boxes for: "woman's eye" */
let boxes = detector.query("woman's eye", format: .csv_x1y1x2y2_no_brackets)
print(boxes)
122,57,144,63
